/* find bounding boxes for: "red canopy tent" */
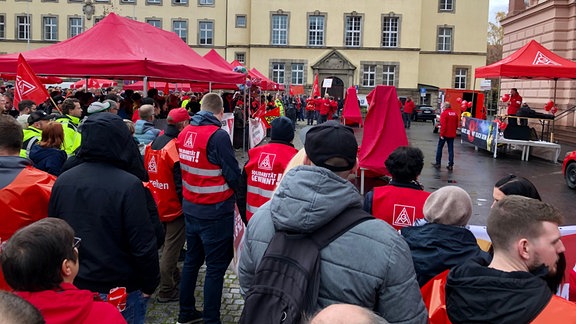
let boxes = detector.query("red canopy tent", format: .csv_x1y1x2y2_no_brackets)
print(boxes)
1,73,62,84
70,78,117,89
0,13,244,85
249,68,284,91
358,86,408,192
342,86,363,126
475,40,576,79
203,49,235,71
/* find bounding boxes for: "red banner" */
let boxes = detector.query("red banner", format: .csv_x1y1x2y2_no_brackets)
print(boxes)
14,54,50,109
261,107,281,128
312,74,320,98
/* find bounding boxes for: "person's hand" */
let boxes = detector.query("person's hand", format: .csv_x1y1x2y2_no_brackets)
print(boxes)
440,136,444,140
142,293,151,298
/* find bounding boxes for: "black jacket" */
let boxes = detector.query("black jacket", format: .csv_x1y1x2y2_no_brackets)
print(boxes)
446,258,552,323
48,113,160,295
401,223,491,286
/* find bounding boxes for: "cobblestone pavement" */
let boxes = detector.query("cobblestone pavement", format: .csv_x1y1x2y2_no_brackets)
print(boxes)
145,264,244,324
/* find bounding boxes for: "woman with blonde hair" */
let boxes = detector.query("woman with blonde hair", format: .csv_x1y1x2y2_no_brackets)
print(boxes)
29,121,67,176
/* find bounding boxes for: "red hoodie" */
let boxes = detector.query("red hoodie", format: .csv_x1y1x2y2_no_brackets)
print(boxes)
16,283,126,324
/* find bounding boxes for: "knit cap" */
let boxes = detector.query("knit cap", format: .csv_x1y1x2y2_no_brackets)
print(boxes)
270,117,295,143
423,186,472,226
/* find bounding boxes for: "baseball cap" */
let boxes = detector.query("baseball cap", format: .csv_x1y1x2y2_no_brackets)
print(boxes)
27,110,53,124
167,108,191,124
304,120,358,172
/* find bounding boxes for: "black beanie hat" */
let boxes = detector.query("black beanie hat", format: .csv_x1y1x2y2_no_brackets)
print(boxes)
270,117,295,143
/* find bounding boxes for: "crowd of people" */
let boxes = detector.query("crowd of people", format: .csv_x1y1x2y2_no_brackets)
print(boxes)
0,81,574,324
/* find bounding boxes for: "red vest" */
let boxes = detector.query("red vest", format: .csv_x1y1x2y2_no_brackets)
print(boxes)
144,139,182,222
178,125,234,205
0,166,55,290
245,143,298,221
372,185,430,230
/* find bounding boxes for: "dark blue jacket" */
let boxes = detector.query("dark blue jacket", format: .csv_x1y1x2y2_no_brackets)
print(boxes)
29,145,67,176
401,223,491,287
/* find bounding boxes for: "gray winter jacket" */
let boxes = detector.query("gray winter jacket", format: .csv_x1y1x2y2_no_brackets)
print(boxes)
238,165,427,324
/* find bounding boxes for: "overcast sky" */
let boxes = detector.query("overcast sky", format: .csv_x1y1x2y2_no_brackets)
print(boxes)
489,0,508,22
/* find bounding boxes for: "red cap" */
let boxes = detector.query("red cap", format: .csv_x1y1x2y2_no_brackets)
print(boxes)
167,108,190,124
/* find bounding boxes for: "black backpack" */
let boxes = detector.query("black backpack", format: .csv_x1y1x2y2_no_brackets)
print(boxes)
239,208,373,324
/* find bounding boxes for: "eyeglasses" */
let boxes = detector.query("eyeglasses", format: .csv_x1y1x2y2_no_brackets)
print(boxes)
73,237,82,249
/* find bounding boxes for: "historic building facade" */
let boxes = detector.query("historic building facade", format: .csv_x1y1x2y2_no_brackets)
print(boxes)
502,0,576,126
0,0,488,101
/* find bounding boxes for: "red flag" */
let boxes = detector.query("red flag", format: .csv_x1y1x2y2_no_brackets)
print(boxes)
164,82,170,95
252,102,267,119
14,54,50,109
261,107,281,128
289,84,294,96
312,74,321,98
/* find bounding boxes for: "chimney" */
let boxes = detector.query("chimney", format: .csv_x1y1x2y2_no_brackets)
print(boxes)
508,0,527,16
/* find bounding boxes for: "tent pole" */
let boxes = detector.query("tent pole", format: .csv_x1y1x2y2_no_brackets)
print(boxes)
551,78,558,142
84,77,89,91
143,76,148,96
242,85,247,157
209,82,212,93
472,77,477,118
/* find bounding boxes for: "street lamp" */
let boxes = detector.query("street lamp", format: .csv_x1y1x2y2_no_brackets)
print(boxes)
83,0,95,20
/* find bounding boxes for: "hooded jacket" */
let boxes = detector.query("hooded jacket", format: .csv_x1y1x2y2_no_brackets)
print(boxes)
446,258,553,323
134,119,160,145
48,113,160,295
239,165,427,323
401,223,491,286
16,283,126,324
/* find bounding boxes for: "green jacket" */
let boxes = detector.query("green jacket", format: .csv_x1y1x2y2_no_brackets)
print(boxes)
20,126,42,158
55,114,81,156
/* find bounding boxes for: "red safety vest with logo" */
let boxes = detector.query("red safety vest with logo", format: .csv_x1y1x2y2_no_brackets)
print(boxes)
0,166,56,291
421,270,576,324
178,125,234,205
144,139,182,223
372,186,430,231
245,143,298,222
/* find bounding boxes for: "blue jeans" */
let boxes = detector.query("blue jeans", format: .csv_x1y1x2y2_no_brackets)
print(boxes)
179,214,234,324
99,290,149,324
435,136,454,166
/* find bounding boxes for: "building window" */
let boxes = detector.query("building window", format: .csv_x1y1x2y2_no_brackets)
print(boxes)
147,0,161,4
0,15,6,39
120,0,135,3
43,16,58,41
454,67,467,89
146,19,161,28
308,15,324,46
17,15,31,40
173,20,187,43
272,63,285,84
235,52,245,65
439,0,454,11
362,65,376,87
173,0,187,4
291,63,304,85
69,17,83,37
236,15,246,28
382,65,396,86
271,14,288,46
382,16,399,48
199,21,213,45
199,0,213,4
437,26,452,52
345,15,361,47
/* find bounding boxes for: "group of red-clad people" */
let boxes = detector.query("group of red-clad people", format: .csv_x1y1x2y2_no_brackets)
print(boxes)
304,94,339,125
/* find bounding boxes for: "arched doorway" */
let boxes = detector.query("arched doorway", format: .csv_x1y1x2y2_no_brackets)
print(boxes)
321,77,345,100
